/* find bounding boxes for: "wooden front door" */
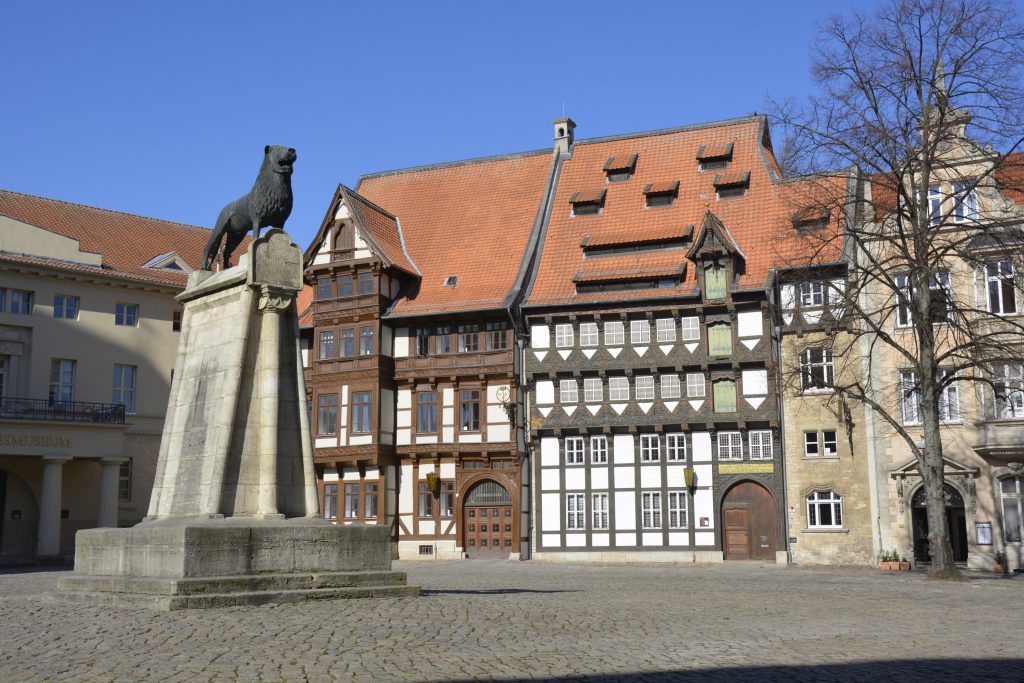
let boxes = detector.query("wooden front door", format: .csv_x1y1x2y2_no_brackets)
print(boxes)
722,481,777,560
463,479,514,558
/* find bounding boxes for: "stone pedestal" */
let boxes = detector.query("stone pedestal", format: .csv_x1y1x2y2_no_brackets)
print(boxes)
60,230,416,609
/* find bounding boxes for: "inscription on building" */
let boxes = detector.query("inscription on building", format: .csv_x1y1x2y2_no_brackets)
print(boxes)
0,434,72,448
719,462,773,474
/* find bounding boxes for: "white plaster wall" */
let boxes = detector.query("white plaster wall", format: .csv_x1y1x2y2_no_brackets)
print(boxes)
640,466,661,488
642,532,662,546
615,532,636,546
487,424,510,442
592,533,610,547
394,328,409,358
397,429,411,445
399,465,414,514
542,533,560,546
691,431,712,462
323,469,339,482
613,435,635,464
541,493,561,531
541,469,560,491
742,369,768,396
565,469,585,490
349,435,372,446
694,489,715,529
694,532,715,546
440,463,456,478
565,535,586,547
540,437,559,467
614,467,635,489
531,324,550,349
342,467,360,481
614,491,636,530
536,380,554,405
415,435,437,444
419,463,435,476
737,310,763,338
381,325,393,357
591,468,608,489
380,389,395,432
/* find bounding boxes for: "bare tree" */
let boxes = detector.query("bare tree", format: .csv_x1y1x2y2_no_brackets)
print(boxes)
771,0,1024,579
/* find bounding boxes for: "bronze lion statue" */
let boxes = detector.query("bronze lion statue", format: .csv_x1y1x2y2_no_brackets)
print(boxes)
202,145,297,270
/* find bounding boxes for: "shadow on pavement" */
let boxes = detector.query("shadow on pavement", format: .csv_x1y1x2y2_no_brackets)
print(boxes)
421,588,580,596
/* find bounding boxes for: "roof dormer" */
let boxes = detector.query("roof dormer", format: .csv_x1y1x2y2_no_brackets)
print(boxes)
604,154,638,182
570,189,606,216
643,180,679,208
697,142,734,171
142,251,193,273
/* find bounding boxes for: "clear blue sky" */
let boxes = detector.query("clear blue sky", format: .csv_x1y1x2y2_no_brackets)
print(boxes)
4,1,883,249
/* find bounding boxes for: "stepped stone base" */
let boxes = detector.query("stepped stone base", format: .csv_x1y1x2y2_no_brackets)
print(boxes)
58,518,418,610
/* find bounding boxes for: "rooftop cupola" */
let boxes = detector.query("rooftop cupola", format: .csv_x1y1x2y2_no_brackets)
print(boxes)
553,117,577,155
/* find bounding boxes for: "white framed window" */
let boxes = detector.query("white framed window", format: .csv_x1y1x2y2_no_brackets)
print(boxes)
686,373,706,398
584,378,603,403
641,491,662,529
555,323,574,348
927,185,942,227
640,434,660,461
801,348,835,390
749,430,773,460
590,436,608,464
808,430,839,456
717,431,743,460
609,377,629,401
952,181,978,223
1001,477,1023,543
895,273,913,327
804,432,820,457
579,322,599,347
901,370,922,425
668,490,688,529
8,289,33,315
660,374,680,399
112,364,137,414
53,294,79,320
986,261,1017,314
807,490,843,528
992,364,1024,418
656,318,676,342
938,370,960,423
566,493,585,530
800,281,824,307
559,379,578,404
630,320,650,345
592,493,609,530
604,321,624,346
115,302,139,327
565,437,585,465
823,430,838,456
680,316,700,342
666,433,686,461
49,359,75,403
635,376,655,400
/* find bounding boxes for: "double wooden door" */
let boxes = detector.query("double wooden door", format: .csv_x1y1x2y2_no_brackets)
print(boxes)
464,505,513,556
722,481,777,560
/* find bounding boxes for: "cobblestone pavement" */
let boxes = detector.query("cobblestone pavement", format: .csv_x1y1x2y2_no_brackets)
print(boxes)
1,560,1022,682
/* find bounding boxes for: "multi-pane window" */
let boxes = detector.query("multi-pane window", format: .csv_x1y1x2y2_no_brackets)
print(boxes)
1000,477,1023,543
436,326,452,354
356,482,375,519
807,490,843,528
359,327,374,355
900,371,922,425
590,436,608,464
804,432,820,457
823,430,838,455
712,379,737,413
656,318,676,342
8,289,33,315
680,316,700,342
555,324,574,348
418,483,433,517
118,459,132,502
458,325,479,352
952,182,978,223
112,364,137,413
439,482,454,517
805,431,839,457
642,492,662,528
49,359,75,404
559,379,578,404
895,274,913,326
339,329,354,357
660,374,680,399
938,370,960,423
460,389,480,431
896,271,952,325
415,328,431,357
630,320,650,345
801,348,835,390
592,493,609,530
357,272,374,295
172,310,182,331
640,434,660,461
319,331,335,359
986,261,1017,314
53,294,79,319
604,321,625,346
666,433,686,461
635,376,655,400
718,431,743,460
344,483,360,519
565,437,585,465
800,281,824,307
668,491,688,529
927,185,942,226
566,494,585,530
992,364,1024,418
115,302,138,326
584,378,603,402
351,391,372,433
417,392,437,433
707,323,732,356
486,321,508,350
609,377,629,401
317,278,333,300
323,484,338,520
704,262,727,299
317,394,337,435
337,276,354,297
579,322,599,347
686,373,706,398
749,431,773,460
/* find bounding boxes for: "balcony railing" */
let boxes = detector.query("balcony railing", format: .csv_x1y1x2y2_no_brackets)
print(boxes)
0,398,126,424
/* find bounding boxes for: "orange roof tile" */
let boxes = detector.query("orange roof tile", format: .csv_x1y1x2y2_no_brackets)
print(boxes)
713,170,750,187
583,224,692,249
643,180,680,195
297,283,314,328
697,141,733,160
570,188,607,205
994,152,1024,205
340,186,418,276
604,154,638,171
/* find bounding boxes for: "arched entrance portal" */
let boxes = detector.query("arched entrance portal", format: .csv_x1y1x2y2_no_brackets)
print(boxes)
722,481,777,560
463,480,513,558
0,469,39,563
911,483,968,563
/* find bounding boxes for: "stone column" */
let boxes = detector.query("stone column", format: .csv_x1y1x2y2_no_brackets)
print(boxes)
256,285,289,519
39,455,71,558
97,457,126,528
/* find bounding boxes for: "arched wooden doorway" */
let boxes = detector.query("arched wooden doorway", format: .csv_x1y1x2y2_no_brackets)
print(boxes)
911,483,968,563
462,479,513,558
722,481,777,560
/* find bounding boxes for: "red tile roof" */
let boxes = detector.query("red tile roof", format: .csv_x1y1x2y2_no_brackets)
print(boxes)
570,188,607,204
354,151,553,316
643,180,680,195
994,152,1024,205
583,224,692,249
604,154,638,172
297,284,314,328
0,189,215,287
713,170,750,187
697,142,733,160
339,186,418,276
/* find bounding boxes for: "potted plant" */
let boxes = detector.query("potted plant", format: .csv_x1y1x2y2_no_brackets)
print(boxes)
994,549,1007,574
899,554,912,571
880,549,900,571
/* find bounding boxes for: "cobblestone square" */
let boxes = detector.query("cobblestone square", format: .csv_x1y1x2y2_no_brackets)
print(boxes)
1,561,1021,681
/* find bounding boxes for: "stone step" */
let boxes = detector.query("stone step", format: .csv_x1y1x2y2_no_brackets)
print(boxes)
58,584,421,610
58,570,410,596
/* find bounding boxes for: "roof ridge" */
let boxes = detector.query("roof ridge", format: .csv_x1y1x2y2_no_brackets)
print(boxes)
0,188,211,233
357,148,550,184
575,115,765,146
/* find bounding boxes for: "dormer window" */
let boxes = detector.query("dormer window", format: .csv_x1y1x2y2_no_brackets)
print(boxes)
792,208,830,232
444,275,458,287
142,251,193,273
604,154,638,183
697,142,734,172
703,260,728,299
713,170,750,200
570,189,606,216
643,180,679,209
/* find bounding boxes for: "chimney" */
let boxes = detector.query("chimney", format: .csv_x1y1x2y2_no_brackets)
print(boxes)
553,117,576,155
